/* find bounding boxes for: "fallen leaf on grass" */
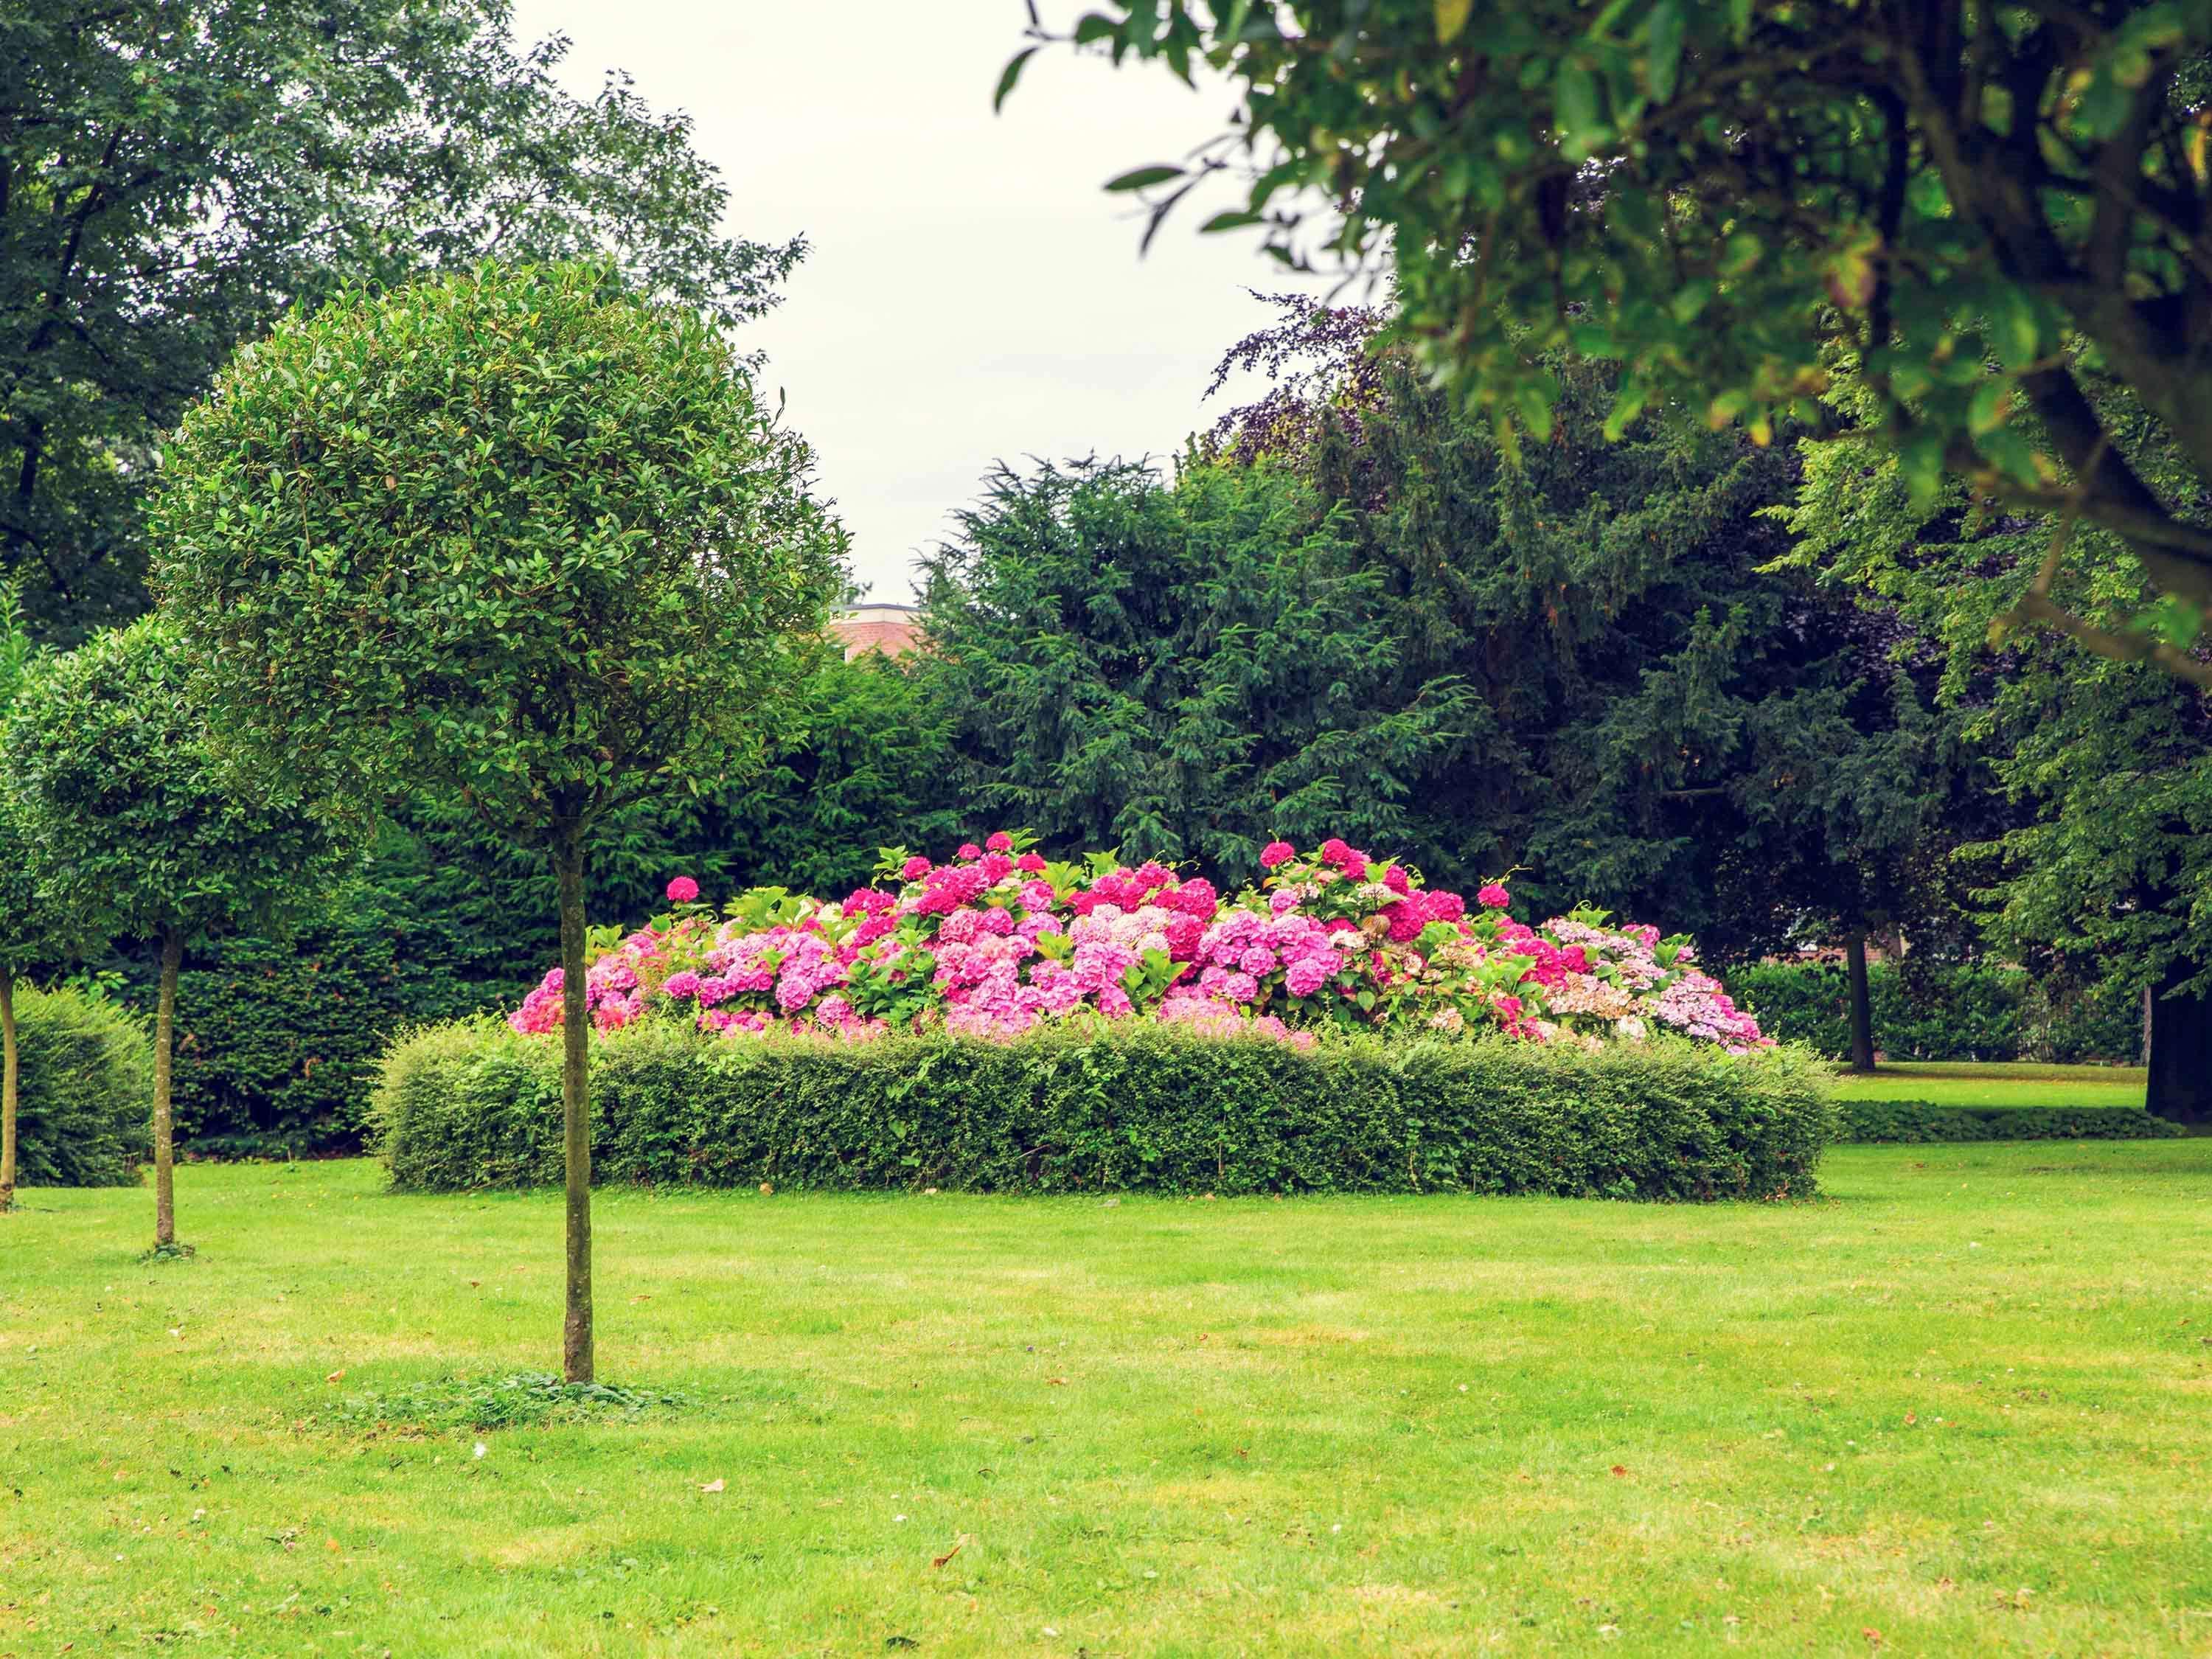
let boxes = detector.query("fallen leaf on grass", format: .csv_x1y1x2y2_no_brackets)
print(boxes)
1046,1377,1068,1386
1610,1465,1629,1477
700,1478,725,1494
932,1537,965,1568
325,1370,344,1383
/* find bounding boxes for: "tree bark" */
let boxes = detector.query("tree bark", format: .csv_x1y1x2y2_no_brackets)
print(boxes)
152,926,183,1248
1843,932,1877,1072
554,829,594,1384
1,962,18,1213
2146,962,2211,1125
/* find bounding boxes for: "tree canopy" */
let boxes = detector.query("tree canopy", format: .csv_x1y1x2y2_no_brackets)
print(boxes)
1,0,800,641
1018,0,2212,685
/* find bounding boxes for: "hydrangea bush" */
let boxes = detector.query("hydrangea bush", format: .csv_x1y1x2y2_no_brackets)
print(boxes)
508,834,1771,1053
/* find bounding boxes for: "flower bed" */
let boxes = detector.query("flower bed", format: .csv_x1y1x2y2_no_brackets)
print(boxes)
507,835,1772,1053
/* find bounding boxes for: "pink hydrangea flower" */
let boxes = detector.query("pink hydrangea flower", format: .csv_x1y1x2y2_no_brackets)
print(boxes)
666,875,700,904
1259,840,1296,869
1478,883,1512,909
985,831,1014,852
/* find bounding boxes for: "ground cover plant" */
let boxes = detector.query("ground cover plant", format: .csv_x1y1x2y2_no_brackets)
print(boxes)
2,1147,2208,1655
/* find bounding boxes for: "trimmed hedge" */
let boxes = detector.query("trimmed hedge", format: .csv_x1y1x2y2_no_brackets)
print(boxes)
1837,1101,2185,1144
376,1020,1837,1200
12,985,149,1187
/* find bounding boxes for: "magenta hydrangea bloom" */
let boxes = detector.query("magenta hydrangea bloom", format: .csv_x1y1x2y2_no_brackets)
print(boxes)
1259,840,1296,869
985,831,1014,852
502,830,1772,1054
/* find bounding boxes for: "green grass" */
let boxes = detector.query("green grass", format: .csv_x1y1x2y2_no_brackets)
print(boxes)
1829,1060,2149,1107
4,1150,2211,1655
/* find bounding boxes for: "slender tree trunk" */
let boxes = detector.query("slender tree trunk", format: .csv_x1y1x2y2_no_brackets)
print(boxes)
1844,931,1876,1073
2146,961,2211,1125
153,927,183,1248
1,962,18,1213
554,830,594,1384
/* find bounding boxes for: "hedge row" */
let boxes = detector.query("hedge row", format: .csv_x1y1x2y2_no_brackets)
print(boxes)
9,986,149,1188
1728,961,2140,1064
1837,1101,2185,1144
375,1020,1836,1200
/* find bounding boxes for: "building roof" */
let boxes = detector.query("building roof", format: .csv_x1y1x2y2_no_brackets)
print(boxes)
829,602,922,661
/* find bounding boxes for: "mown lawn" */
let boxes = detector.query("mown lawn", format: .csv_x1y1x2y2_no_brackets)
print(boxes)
1829,1060,2148,1108
4,1147,2210,1656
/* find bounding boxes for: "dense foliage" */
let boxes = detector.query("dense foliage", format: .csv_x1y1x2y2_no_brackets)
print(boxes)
378,1018,1834,1200
1782,385,2212,1117
7,984,148,1188
508,835,1773,1051
1,0,799,642
1026,1,2212,681
931,304,1966,966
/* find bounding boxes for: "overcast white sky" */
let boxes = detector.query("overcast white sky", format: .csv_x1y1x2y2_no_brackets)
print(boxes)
509,0,1338,601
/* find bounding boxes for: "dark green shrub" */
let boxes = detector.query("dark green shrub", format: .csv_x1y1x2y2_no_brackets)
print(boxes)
1837,1101,2185,1144
13,986,148,1187
377,1020,1837,1201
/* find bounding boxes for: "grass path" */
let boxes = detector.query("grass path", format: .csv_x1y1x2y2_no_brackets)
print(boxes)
3,1147,2210,1655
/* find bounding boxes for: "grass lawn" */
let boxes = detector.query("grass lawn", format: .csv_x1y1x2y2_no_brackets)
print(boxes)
4,1149,2211,1656
1829,1060,2149,1108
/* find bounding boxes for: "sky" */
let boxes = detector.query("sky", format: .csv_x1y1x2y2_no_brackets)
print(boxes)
509,0,1340,602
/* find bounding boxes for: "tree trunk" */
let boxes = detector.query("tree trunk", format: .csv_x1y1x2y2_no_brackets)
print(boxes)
1,962,18,1213
554,830,594,1384
1844,931,1876,1073
153,927,183,1248
2146,962,2211,1125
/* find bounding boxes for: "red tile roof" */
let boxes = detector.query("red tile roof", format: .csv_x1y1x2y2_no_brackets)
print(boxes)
829,604,922,661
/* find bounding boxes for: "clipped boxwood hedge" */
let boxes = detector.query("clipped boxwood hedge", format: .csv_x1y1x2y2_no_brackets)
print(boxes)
375,1019,1836,1200
1837,1101,2185,1144
13,985,149,1188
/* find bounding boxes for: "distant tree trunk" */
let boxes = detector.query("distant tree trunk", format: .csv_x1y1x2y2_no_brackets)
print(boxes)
553,828,595,1384
2146,962,2211,1124
1844,931,1876,1073
1,962,17,1213
152,927,184,1248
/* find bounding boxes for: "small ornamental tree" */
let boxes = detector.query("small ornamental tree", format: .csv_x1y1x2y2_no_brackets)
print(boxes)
7,616,348,1248
155,262,848,1380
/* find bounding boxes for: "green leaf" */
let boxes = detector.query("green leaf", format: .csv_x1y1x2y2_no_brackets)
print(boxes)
1436,0,1475,43
1968,379,2013,436
1105,164,1185,192
1555,60,1601,137
1988,285,2040,370
994,46,1039,114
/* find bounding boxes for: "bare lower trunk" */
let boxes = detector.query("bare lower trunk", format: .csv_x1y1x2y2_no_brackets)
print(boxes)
153,928,183,1248
1,963,18,1212
2146,962,2211,1125
554,830,594,1384
1844,932,1876,1074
